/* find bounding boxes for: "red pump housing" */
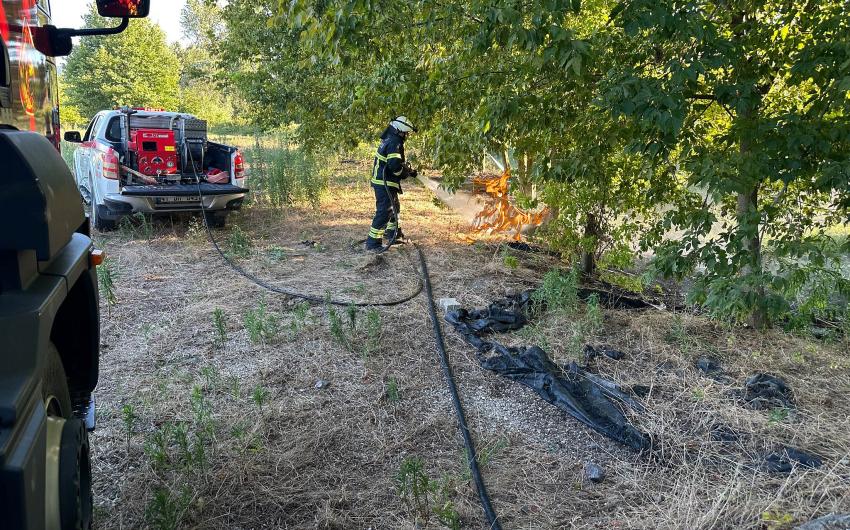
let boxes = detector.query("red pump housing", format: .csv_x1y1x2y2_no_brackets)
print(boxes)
128,129,179,176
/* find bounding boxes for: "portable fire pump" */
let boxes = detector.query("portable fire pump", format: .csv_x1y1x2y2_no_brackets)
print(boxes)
128,129,178,176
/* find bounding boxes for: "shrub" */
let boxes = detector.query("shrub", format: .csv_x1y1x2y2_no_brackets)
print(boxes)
533,268,579,313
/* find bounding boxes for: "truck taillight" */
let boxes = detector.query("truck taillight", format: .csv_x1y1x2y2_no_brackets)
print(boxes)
102,148,119,180
234,151,245,179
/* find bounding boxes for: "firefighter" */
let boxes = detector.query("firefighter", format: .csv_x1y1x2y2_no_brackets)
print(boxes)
365,116,418,251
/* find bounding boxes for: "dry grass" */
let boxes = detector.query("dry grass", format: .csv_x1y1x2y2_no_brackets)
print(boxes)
89,158,850,529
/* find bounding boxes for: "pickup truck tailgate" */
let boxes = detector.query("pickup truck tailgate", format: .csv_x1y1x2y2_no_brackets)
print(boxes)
121,184,248,196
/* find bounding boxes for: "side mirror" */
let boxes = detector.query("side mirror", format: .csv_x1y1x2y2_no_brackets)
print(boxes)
64,131,82,143
97,0,151,18
35,0,150,58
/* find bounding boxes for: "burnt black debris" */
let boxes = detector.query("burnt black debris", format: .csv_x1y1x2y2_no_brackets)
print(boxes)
696,356,723,375
695,356,735,383
760,446,822,473
743,373,795,410
585,344,627,361
445,293,650,452
577,287,653,310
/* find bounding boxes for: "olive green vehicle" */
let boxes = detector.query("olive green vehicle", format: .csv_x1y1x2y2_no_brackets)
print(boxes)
0,2,151,528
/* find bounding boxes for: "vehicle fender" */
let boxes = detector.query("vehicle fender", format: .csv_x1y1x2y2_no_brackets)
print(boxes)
0,131,84,262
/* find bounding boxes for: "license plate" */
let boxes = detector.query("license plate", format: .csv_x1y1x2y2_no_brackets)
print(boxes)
155,196,200,204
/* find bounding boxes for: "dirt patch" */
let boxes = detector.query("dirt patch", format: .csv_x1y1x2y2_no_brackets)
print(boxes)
89,167,850,529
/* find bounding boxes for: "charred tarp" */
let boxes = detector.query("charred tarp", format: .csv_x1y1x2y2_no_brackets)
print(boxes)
445,292,650,451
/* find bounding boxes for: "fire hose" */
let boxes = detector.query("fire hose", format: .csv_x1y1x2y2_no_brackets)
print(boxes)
187,147,502,529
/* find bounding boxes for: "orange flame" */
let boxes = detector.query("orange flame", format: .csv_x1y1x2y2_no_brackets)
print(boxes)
471,169,549,241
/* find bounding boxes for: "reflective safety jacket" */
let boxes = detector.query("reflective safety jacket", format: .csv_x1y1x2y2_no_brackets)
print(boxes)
371,128,407,193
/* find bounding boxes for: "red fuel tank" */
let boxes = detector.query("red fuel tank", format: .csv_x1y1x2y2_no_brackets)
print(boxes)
128,129,179,176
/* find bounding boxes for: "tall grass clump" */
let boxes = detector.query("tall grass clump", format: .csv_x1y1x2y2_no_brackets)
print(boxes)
533,268,579,313
99,256,119,307
245,133,327,209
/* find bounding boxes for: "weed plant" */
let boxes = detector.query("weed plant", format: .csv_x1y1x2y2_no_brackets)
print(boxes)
251,385,269,414
584,294,603,336
346,303,357,330
121,404,137,453
145,486,190,530
99,257,118,307
119,212,154,240
228,376,242,401
533,268,579,313
226,225,252,259
245,134,327,209
364,308,382,358
327,305,352,351
289,301,311,335
396,457,461,529
501,246,519,269
200,366,220,390
144,421,174,469
244,300,279,343
141,368,229,527
386,378,400,403
266,245,286,261
212,308,227,347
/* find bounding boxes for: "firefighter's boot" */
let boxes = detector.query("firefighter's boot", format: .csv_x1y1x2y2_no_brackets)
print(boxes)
364,237,383,252
385,227,404,244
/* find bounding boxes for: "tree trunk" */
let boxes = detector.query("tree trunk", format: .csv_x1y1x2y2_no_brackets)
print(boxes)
736,184,766,328
580,212,599,276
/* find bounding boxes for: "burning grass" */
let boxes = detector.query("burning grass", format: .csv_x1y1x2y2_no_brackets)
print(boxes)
89,154,849,529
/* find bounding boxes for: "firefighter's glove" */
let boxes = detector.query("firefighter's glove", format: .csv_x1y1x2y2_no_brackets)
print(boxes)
403,163,418,179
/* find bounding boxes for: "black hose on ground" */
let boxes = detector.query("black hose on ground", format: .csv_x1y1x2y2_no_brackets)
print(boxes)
187,146,422,307
416,246,502,530
190,145,501,526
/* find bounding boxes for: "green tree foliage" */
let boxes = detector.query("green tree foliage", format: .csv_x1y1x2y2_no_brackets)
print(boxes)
604,1,850,326
221,0,666,272
63,5,180,119
178,0,236,125
218,0,849,327
58,79,85,127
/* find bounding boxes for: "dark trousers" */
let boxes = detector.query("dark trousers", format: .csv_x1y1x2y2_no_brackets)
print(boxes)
368,184,400,241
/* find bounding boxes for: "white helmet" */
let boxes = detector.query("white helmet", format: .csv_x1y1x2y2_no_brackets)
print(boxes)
390,116,417,134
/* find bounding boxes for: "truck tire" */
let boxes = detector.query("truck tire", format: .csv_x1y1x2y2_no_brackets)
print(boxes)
91,204,116,232
204,211,227,228
89,176,116,232
44,344,93,530
43,344,72,419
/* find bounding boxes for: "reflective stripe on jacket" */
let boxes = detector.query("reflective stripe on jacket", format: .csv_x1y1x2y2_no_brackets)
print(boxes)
371,129,406,192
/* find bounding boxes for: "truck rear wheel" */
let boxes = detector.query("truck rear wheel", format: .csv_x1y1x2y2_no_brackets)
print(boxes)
89,176,116,232
92,204,116,232
204,210,227,228
44,344,93,530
